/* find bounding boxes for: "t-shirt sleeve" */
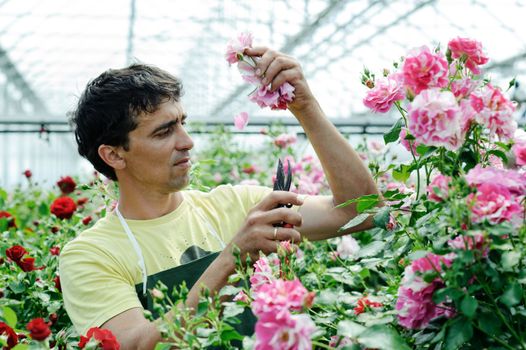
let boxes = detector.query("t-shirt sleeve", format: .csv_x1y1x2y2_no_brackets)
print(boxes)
59,239,142,335
231,184,273,212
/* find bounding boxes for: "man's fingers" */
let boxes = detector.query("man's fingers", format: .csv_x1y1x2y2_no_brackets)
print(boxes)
262,207,302,227
262,56,297,87
257,191,304,211
244,46,270,57
268,227,302,243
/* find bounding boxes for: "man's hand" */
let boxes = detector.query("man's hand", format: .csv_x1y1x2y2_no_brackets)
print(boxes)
244,47,317,114
226,191,303,262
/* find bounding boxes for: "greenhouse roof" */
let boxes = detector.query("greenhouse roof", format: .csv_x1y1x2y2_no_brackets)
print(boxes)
0,0,525,123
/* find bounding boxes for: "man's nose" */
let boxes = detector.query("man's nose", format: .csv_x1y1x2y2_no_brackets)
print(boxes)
176,127,194,151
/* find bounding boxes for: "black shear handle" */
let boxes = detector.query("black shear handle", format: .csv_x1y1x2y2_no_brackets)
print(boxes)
273,159,293,228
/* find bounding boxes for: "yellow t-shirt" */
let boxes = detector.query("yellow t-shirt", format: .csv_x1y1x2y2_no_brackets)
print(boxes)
59,184,271,335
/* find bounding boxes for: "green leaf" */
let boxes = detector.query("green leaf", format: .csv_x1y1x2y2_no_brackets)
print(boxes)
338,320,366,338
383,118,403,145
392,164,412,183
196,300,208,317
2,306,17,328
373,206,390,229
501,251,521,270
8,282,25,294
11,345,30,350
339,213,370,232
154,343,172,350
38,202,50,216
487,149,508,163
478,311,502,336
221,302,245,319
445,317,473,350
220,327,244,342
357,324,410,350
460,295,478,318
356,198,379,213
500,282,522,307
218,285,241,297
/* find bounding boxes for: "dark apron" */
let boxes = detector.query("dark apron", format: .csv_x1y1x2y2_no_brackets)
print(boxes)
134,251,256,338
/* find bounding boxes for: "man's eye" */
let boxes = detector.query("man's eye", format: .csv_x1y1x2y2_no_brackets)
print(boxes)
157,128,172,137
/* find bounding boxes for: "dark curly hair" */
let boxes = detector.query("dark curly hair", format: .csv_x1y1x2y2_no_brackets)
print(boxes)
70,64,183,181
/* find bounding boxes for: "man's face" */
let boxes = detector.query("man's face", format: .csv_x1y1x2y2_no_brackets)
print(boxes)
118,99,194,193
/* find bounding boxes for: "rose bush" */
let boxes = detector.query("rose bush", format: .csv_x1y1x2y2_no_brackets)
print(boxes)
1,36,525,349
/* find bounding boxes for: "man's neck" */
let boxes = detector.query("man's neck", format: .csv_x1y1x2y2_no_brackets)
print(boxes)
117,183,184,220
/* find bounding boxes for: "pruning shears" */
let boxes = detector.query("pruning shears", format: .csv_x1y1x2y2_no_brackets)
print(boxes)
273,159,294,228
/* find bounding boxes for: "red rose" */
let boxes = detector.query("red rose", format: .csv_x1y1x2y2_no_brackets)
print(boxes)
57,176,76,194
17,257,38,272
0,211,16,228
50,197,77,219
50,246,60,256
353,297,383,315
242,165,256,174
49,313,58,325
6,245,27,262
82,216,93,225
77,197,89,206
23,169,32,179
54,275,61,292
26,318,51,341
51,226,60,233
79,327,120,350
0,321,18,349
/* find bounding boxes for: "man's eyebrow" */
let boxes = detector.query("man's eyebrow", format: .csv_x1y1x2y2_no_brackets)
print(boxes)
150,114,187,135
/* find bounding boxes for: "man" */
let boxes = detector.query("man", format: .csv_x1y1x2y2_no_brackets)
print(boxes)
60,46,379,349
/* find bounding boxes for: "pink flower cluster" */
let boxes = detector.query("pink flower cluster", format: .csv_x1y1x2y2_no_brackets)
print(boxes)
226,33,295,110
281,155,327,195
465,165,525,225
250,256,316,350
363,38,518,151
426,174,451,202
396,253,455,329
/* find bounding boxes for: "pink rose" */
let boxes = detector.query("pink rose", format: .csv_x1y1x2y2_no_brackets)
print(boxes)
255,313,315,350
469,84,516,139
336,235,360,260
448,232,489,257
233,290,250,303
252,278,309,319
225,32,253,64
402,46,448,95
512,139,526,166
363,77,405,113
466,165,526,196
451,77,478,100
427,174,451,202
234,111,249,130
468,183,523,225
396,253,454,329
408,89,464,151
273,133,297,148
448,37,489,74
250,256,279,293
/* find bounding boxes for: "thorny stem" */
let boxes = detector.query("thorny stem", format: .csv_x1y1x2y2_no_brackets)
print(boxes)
395,101,421,199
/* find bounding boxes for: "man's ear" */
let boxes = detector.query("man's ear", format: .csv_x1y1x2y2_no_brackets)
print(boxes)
98,144,126,170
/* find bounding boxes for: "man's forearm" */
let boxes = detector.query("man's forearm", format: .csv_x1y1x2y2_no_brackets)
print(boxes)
291,100,380,209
